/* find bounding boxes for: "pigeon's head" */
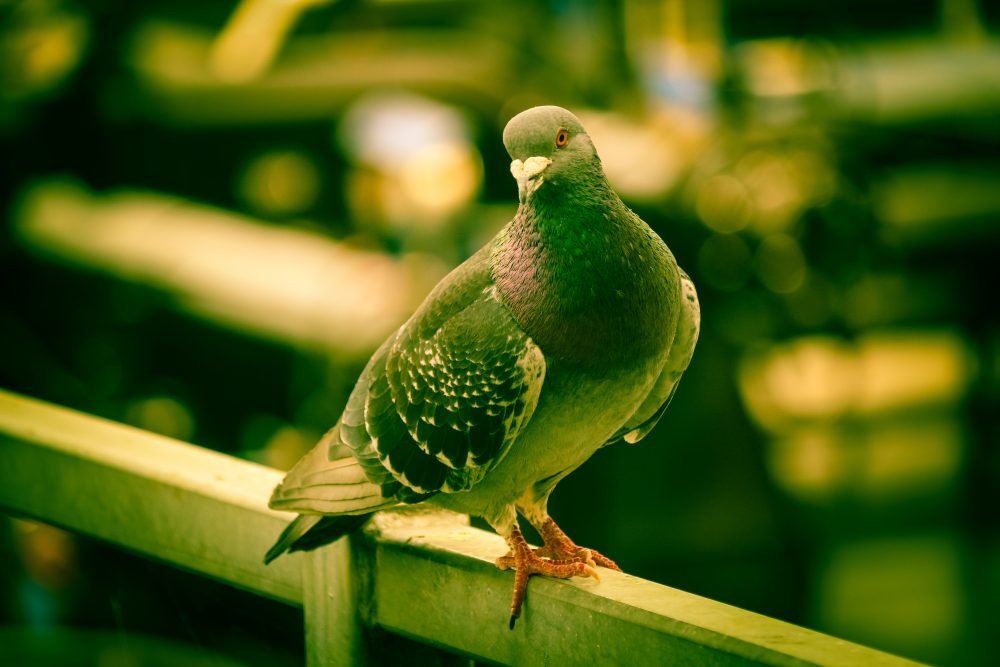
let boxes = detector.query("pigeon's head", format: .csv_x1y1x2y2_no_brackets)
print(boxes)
503,106,601,204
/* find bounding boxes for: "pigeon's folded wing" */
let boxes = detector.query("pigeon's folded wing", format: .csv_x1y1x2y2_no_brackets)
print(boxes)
271,247,547,516
607,268,700,446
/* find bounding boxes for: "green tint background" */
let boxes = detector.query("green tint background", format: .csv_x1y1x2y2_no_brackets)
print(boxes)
2,0,999,664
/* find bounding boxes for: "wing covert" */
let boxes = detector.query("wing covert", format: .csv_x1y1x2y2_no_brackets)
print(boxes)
386,288,544,492
608,268,700,446
340,248,546,500
382,287,545,492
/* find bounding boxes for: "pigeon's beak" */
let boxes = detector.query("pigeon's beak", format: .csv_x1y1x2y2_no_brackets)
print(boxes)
510,156,552,204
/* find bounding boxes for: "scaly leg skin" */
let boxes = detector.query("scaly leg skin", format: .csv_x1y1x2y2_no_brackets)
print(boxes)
496,527,599,629
533,517,622,572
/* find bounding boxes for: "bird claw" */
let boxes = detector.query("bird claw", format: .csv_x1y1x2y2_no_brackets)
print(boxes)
496,552,598,579
500,545,609,571
495,554,515,570
536,545,593,566
588,550,623,573
501,529,604,629
535,544,622,573
535,518,623,572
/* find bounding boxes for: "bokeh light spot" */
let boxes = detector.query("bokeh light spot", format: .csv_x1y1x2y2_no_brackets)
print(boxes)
755,233,806,294
697,232,752,291
238,150,320,217
695,173,751,233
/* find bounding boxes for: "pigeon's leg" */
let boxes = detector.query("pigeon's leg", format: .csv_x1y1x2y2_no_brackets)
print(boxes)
514,486,623,572
495,525,599,628
532,516,622,571
513,497,623,572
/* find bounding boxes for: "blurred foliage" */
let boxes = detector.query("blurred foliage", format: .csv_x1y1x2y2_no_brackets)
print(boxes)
2,0,1000,665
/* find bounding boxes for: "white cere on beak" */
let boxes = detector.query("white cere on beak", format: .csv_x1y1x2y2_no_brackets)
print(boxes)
510,156,552,204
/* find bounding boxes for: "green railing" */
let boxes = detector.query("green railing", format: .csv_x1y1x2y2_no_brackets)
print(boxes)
0,389,924,666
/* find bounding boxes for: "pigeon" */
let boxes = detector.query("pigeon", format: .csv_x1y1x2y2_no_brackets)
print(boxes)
264,105,700,628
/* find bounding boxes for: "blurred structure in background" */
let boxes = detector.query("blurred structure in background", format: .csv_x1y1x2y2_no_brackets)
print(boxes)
2,0,998,665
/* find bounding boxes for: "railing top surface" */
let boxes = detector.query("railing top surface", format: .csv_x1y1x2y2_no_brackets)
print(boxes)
0,389,925,666
0,389,302,605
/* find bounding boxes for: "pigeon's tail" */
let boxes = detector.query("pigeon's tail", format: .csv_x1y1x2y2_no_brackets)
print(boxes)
263,513,372,564
268,425,392,514
263,424,395,564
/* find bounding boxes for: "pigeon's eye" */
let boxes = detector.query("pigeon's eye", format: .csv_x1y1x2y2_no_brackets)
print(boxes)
555,129,570,148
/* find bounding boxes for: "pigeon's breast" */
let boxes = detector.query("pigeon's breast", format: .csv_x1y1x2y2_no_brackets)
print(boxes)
492,211,679,368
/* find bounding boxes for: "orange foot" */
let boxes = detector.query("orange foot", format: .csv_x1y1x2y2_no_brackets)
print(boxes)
535,517,622,573
496,527,600,629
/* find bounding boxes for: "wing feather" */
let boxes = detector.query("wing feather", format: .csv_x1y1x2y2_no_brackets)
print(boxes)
268,431,396,515
378,281,544,494
270,245,546,519
607,268,700,446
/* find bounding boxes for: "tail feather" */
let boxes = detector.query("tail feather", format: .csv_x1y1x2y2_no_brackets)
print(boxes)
268,425,396,515
263,513,372,564
264,514,321,564
264,424,392,564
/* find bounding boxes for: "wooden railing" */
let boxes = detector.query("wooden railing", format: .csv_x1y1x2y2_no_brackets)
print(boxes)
0,389,925,666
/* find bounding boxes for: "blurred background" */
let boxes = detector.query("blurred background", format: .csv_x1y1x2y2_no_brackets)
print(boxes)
1,0,999,664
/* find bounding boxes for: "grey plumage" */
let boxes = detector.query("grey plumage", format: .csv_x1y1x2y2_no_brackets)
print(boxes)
264,105,700,625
